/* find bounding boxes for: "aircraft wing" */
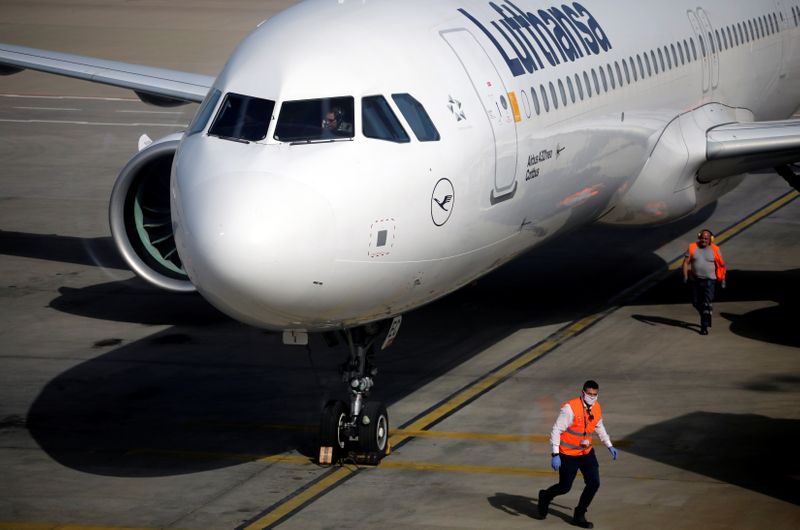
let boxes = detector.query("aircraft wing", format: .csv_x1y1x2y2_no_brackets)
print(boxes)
0,43,214,105
699,119,800,182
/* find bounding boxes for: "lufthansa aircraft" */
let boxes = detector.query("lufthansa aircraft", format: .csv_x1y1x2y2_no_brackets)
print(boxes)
2,0,800,458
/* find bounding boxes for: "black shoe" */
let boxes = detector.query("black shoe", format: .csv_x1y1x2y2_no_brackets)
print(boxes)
537,489,551,518
700,327,708,335
572,508,594,528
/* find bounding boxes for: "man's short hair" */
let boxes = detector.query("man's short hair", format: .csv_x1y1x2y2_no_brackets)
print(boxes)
583,380,599,391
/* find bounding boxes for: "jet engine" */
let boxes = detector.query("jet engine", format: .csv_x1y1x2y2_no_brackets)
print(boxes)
109,132,195,292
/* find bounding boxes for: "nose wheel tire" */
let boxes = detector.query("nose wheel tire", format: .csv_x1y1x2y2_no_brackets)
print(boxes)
358,401,389,454
320,400,348,452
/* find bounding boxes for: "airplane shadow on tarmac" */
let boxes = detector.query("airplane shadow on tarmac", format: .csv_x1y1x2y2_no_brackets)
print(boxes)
13,206,753,479
633,268,800,346
623,412,800,506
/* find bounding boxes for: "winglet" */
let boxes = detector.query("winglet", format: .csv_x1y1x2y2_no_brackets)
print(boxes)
138,134,153,152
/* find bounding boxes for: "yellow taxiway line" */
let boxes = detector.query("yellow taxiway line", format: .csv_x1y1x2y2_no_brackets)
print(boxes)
6,190,796,530
242,189,799,529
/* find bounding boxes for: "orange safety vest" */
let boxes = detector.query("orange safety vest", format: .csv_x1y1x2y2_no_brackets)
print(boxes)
559,397,602,456
688,242,727,281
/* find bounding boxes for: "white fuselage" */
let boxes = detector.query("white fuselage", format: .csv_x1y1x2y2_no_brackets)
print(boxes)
170,0,800,331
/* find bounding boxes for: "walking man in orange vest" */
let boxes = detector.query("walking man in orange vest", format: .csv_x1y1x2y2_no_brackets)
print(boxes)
538,380,617,529
682,229,727,335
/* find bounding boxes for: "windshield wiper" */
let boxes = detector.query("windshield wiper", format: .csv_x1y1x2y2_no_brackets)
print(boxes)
288,137,353,146
208,133,250,144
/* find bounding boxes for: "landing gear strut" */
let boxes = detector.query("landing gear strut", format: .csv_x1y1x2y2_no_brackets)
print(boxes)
319,319,399,464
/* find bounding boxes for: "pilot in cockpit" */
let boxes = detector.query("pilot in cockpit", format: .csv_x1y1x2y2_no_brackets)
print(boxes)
322,106,353,137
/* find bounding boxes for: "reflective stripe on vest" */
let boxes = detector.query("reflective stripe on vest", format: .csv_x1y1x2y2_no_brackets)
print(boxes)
559,397,602,456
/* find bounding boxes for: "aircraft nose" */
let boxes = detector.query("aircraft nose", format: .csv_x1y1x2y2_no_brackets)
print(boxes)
173,168,337,328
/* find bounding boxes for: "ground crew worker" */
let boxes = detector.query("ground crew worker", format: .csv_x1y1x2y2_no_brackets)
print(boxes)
682,229,726,335
538,380,617,529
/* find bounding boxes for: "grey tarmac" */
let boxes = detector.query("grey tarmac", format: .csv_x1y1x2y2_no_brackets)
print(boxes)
1,2,798,529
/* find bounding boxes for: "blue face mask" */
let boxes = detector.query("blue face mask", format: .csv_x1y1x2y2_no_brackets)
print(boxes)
583,391,598,406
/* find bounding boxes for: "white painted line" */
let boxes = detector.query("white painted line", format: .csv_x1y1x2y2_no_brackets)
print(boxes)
13,106,81,111
0,118,187,127
116,109,184,115
0,93,137,101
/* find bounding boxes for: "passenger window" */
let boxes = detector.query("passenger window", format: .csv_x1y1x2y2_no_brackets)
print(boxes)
549,82,559,109
540,85,550,112
362,95,409,143
574,74,584,100
623,59,631,83
274,96,353,142
591,69,600,94
391,93,439,142
599,67,608,92
520,90,530,118
615,61,623,86
188,88,222,136
531,87,541,115
690,38,698,61
558,79,567,106
658,48,666,70
636,54,645,78
566,76,576,103
629,57,638,81
647,51,655,75
583,71,593,96
209,92,275,142
606,64,615,89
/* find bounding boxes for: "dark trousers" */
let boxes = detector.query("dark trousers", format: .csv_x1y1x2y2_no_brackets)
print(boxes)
545,449,600,511
690,278,716,328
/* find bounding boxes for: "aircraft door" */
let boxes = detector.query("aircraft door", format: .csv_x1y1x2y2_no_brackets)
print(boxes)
687,10,710,94
441,29,518,202
697,8,720,91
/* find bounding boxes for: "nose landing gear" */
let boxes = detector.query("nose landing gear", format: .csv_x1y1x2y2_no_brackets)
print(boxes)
319,318,400,465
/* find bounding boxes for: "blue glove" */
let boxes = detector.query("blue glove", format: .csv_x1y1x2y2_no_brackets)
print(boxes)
609,447,618,460
551,454,561,470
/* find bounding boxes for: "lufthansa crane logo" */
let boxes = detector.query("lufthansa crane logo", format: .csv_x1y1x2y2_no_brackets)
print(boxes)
431,178,455,226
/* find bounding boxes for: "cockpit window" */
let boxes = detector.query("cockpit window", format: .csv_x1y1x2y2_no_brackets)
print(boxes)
274,97,354,142
391,94,440,142
208,92,275,142
362,95,410,143
187,88,222,136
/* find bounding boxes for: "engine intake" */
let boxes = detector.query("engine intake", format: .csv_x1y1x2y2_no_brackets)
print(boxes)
109,135,195,292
